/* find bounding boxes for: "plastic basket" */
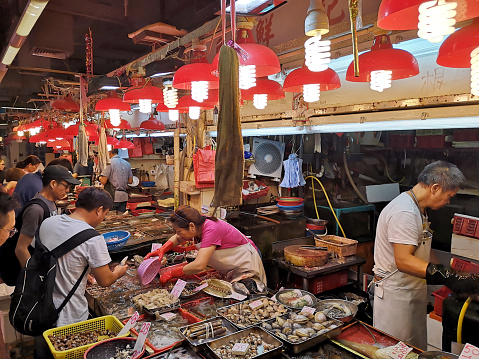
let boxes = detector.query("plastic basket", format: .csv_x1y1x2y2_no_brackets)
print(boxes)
433,286,452,317
242,180,269,200
103,230,130,251
43,315,127,359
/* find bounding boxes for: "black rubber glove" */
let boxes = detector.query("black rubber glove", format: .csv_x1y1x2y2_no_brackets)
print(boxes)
426,263,479,298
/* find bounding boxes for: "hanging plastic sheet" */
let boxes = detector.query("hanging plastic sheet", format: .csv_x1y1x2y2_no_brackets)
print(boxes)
280,153,306,188
97,127,110,174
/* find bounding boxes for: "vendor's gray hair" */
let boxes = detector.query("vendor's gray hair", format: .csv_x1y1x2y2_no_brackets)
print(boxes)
417,161,466,191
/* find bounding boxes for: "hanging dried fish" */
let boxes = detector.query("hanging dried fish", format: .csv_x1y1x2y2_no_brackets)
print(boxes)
77,121,89,167
97,126,110,174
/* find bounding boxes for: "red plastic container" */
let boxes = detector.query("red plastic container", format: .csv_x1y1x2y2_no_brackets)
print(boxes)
292,270,349,294
242,180,269,200
453,213,479,239
276,197,304,206
389,134,415,148
454,129,479,142
432,286,452,317
306,223,326,231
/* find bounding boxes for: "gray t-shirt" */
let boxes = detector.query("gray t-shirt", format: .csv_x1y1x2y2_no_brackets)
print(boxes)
101,155,133,203
20,193,58,237
38,215,111,327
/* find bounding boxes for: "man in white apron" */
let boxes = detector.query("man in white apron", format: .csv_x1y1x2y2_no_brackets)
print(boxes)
372,161,469,349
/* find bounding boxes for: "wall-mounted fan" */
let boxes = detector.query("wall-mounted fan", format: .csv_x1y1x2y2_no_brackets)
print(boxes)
248,138,285,181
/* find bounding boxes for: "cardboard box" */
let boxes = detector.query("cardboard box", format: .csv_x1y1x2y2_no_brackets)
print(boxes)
180,181,200,195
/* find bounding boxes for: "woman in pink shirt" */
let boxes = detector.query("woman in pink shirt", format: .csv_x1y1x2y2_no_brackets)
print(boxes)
145,205,266,286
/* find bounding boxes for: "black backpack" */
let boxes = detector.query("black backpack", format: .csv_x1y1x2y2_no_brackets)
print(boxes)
0,198,51,286
9,228,99,336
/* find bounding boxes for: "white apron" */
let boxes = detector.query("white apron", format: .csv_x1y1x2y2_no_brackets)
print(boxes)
373,191,432,350
195,241,267,285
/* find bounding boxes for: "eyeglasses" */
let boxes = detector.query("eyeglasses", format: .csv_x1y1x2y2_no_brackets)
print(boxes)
56,181,72,191
0,226,17,238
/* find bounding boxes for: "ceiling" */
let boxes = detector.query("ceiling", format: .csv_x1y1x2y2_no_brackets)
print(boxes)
0,0,221,110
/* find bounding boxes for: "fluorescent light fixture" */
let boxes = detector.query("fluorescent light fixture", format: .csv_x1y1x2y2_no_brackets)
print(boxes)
99,85,120,91
145,58,184,78
222,0,287,15
1,106,37,111
16,0,48,37
121,131,179,138
2,46,20,66
209,126,310,137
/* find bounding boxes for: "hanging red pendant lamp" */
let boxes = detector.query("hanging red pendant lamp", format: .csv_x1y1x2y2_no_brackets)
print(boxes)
105,118,132,130
156,103,187,122
283,67,341,103
123,80,163,114
241,78,285,109
65,122,98,137
114,139,135,150
47,139,70,149
140,115,166,130
377,0,479,31
178,95,215,120
346,34,419,92
94,136,120,147
51,95,80,112
95,91,131,127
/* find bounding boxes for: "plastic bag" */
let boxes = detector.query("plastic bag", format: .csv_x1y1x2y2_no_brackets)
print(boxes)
193,149,215,188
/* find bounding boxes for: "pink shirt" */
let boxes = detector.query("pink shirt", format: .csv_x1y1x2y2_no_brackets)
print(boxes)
199,219,257,250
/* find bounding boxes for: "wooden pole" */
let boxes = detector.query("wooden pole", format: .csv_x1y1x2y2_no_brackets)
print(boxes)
174,127,180,210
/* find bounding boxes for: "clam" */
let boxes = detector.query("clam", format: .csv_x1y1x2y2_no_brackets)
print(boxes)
299,311,314,320
276,332,288,341
276,317,286,326
292,323,302,329
312,323,325,331
262,323,273,330
282,327,292,335
287,335,300,342
266,305,274,312
295,328,310,337
292,315,309,324
282,322,292,329
272,322,281,329
262,298,269,306
322,320,335,327
314,312,327,323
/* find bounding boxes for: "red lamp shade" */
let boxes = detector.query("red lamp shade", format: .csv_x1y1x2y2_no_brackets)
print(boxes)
65,123,98,137
437,19,479,68
95,136,120,146
155,103,187,113
29,134,41,143
378,0,479,30
241,78,285,100
283,67,341,93
173,63,219,90
140,116,166,130
212,28,280,77
346,35,419,82
95,93,131,112
203,89,219,106
105,119,132,129
123,84,163,103
115,139,135,149
51,95,80,112
178,95,216,110
47,139,70,148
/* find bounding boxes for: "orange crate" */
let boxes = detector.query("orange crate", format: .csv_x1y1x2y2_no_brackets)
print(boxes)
292,270,349,294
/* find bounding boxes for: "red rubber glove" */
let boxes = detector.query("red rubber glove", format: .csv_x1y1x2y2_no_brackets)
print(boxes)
160,263,188,286
171,244,197,253
144,240,174,260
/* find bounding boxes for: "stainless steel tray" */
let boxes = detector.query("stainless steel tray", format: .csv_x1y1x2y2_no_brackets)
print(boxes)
316,299,358,322
261,314,343,354
206,327,283,359
143,300,181,317
216,296,289,330
180,316,238,352
275,289,318,310
146,344,204,359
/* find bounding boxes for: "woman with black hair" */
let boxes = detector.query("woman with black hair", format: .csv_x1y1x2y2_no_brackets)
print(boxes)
144,205,266,286
16,155,42,173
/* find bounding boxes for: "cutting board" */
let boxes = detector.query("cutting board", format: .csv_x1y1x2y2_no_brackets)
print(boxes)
284,245,329,267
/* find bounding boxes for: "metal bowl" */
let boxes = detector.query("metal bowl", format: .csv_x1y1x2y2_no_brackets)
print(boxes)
275,289,318,310
306,218,328,226
316,299,358,322
418,351,459,359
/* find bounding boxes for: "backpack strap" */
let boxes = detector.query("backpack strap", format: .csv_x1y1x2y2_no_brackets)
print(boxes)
57,265,89,314
51,228,100,258
16,198,52,231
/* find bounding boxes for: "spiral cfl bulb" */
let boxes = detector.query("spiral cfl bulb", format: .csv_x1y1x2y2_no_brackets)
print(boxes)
370,70,392,92
253,94,268,109
169,109,179,122
303,84,320,103
17,131,24,137
239,65,256,90
163,87,178,109
304,34,331,72
471,47,479,96
191,81,209,103
189,106,200,120
418,0,457,43
29,128,36,135
109,109,121,126
139,99,152,113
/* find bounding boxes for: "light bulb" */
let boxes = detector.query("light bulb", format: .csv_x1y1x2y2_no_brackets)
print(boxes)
163,87,178,109
370,70,392,92
471,47,479,96
139,99,152,113
253,94,268,109
109,109,121,126
107,144,112,151
304,34,331,72
17,131,24,136
303,84,320,102
191,81,209,103
189,106,200,120
418,0,457,43
169,109,179,122
239,65,256,90
29,128,36,135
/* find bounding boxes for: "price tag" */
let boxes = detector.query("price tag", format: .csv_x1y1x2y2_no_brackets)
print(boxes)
117,311,140,337
230,292,247,301
301,306,316,315
193,283,208,292
389,342,413,359
151,243,163,252
232,343,250,355
459,343,479,359
170,279,187,298
132,322,151,357
249,300,263,309
159,312,177,322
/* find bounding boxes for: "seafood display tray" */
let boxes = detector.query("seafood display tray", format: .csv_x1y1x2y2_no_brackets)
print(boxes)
262,315,343,354
181,296,238,320
180,316,239,352
143,301,181,317
216,296,289,330
144,344,205,359
206,327,283,359
316,299,358,323
275,289,318,310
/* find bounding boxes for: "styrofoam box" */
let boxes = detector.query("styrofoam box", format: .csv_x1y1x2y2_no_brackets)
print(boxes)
366,183,400,203
427,312,443,349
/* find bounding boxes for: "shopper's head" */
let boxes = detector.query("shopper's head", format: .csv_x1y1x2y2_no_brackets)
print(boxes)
109,148,119,157
0,193,19,246
5,168,24,182
169,205,216,240
0,159,5,171
42,165,81,201
47,157,73,173
75,187,113,227
17,155,41,173
417,161,466,210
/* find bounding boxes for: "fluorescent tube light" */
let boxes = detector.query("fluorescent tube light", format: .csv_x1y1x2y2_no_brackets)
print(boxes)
16,0,49,37
2,46,20,66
